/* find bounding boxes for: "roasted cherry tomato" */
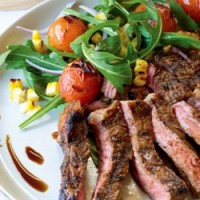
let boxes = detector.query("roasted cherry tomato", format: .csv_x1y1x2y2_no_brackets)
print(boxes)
47,16,87,52
176,0,200,23
59,59,102,105
135,3,176,32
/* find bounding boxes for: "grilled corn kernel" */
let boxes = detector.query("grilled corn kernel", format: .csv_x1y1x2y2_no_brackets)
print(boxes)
163,45,172,53
46,82,59,96
91,32,102,45
9,79,24,89
135,59,148,70
135,71,148,79
27,88,39,102
20,100,34,113
133,76,147,87
11,87,26,103
27,105,41,115
95,12,107,20
32,30,46,53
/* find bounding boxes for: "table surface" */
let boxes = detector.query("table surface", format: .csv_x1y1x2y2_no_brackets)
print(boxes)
0,2,43,200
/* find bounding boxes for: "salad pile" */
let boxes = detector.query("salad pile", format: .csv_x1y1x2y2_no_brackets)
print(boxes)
1,0,200,129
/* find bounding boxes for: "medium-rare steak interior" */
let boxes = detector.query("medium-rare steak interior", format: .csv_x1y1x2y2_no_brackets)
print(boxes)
151,99,200,197
121,100,188,200
58,101,90,200
88,100,131,200
173,101,200,146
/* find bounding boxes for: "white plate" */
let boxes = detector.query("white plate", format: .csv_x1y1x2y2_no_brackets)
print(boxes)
0,1,151,200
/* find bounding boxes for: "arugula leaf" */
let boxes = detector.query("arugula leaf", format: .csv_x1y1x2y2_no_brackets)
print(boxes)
169,0,200,33
19,94,65,129
97,35,121,54
160,32,200,49
0,50,11,69
126,0,162,62
6,45,65,70
82,21,132,94
23,66,59,100
83,44,132,94
45,38,79,59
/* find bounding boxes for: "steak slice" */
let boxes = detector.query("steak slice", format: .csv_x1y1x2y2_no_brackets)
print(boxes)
151,100,200,197
121,100,188,200
101,78,118,100
58,101,90,200
173,101,200,146
188,88,200,111
154,53,200,90
88,100,131,200
147,64,192,103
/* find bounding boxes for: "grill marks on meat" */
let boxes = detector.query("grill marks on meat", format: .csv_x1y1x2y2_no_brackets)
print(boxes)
173,101,200,146
88,101,131,200
154,53,200,90
58,101,90,200
148,64,192,103
151,101,200,197
149,50,200,103
121,100,188,200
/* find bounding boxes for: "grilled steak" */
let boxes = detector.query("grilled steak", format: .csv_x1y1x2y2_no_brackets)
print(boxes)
58,101,90,200
101,78,118,100
151,100,200,197
121,100,188,200
173,101,200,146
188,88,200,111
154,53,200,90
88,100,131,200
147,63,192,103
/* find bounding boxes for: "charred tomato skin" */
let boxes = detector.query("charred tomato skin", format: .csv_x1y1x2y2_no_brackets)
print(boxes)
59,59,102,105
135,3,176,32
176,0,200,22
47,16,87,52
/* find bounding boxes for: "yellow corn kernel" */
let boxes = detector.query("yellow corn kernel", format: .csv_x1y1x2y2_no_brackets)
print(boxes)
133,76,147,87
27,88,39,102
163,45,172,53
9,79,24,89
95,12,107,20
135,59,148,69
11,87,26,103
32,30,46,53
20,100,35,113
135,71,148,79
46,82,59,96
27,105,41,115
91,32,102,45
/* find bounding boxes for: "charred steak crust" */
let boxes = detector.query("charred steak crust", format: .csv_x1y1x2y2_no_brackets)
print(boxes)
88,100,131,200
58,101,90,200
121,100,188,200
152,100,200,197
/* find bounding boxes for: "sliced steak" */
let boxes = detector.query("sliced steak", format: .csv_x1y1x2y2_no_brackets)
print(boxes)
121,100,188,200
188,88,200,111
154,53,200,90
101,78,118,100
173,101,200,146
88,100,131,200
148,63,192,103
151,100,200,197
58,101,90,200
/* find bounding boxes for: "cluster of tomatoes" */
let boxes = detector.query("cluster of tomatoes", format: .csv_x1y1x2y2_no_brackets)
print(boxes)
47,0,200,105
